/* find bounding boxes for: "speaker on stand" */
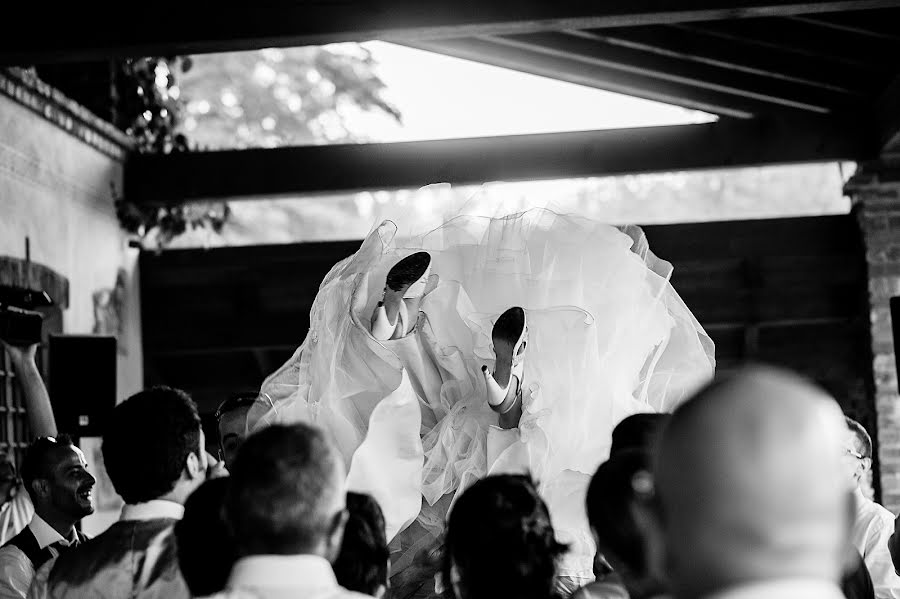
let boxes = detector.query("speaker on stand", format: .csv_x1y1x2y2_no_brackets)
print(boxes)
48,335,117,438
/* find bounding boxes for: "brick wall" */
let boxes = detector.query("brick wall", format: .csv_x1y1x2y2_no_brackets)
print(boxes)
848,159,900,512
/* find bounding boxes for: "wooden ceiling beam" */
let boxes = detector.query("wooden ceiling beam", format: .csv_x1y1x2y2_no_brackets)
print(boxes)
576,25,874,94
124,115,877,206
486,31,853,112
4,1,900,65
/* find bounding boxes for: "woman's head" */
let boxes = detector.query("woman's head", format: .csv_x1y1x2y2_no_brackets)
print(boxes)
585,449,653,578
443,474,567,599
333,492,390,597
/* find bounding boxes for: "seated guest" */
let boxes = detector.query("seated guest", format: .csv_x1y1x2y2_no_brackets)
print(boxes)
575,449,664,599
175,477,235,597
609,413,670,457
844,417,900,599
215,423,369,598
214,393,257,471
333,492,390,598
28,386,207,599
653,367,852,599
442,474,568,599
0,437,94,599
0,341,61,545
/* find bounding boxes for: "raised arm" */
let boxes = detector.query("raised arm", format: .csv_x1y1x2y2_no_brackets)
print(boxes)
1,341,57,439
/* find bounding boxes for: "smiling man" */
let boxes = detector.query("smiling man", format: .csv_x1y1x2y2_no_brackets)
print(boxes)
0,436,94,599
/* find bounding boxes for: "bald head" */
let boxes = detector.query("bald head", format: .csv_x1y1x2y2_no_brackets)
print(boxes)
655,367,851,598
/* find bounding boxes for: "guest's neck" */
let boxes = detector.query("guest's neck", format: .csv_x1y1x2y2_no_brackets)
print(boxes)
35,505,77,540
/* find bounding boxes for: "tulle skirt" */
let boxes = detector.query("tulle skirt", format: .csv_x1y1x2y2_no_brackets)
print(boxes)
249,208,715,580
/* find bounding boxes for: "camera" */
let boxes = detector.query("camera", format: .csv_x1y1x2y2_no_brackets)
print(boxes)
0,285,53,346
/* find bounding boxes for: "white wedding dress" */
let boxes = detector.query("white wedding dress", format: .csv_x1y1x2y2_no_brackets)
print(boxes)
248,207,715,582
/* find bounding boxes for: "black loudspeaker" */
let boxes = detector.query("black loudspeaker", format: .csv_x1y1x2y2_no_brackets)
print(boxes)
48,335,117,437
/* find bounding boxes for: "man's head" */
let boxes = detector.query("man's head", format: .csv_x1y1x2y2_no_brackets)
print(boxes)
21,435,95,523
103,386,206,505
842,417,873,489
225,423,347,560
215,393,256,471
333,492,390,598
654,366,851,598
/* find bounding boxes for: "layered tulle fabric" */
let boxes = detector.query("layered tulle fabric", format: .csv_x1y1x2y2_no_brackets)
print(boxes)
249,207,715,580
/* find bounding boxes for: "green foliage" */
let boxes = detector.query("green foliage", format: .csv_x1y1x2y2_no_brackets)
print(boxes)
178,45,401,149
113,45,400,248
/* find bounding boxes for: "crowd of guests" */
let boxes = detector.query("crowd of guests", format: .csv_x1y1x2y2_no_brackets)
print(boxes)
2,338,900,599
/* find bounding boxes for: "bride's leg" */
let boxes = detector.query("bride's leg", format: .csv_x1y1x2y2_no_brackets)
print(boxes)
484,307,527,430
372,252,431,340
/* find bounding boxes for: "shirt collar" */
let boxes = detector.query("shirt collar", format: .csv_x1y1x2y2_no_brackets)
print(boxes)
28,513,73,549
705,579,845,599
120,499,185,522
227,555,338,592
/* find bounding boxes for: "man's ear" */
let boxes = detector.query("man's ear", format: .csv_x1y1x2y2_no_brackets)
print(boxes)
185,451,204,481
29,478,50,501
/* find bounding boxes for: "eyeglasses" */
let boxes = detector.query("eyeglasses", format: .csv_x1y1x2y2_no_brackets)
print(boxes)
845,448,867,460
214,394,260,423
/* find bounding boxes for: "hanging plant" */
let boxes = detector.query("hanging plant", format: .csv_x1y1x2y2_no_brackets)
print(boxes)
109,56,231,248
113,182,230,251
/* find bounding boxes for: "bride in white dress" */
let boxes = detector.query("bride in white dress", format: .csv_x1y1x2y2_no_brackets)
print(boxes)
248,202,715,586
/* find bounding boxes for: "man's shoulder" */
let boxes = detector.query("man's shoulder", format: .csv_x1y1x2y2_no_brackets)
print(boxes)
0,542,27,565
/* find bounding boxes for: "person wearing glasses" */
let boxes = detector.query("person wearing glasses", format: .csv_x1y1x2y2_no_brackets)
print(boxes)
214,393,257,472
0,340,60,546
845,417,900,599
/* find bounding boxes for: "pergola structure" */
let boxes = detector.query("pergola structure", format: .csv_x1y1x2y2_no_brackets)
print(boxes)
6,3,900,527
3,2,899,201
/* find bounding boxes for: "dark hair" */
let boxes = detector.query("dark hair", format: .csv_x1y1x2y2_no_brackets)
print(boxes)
586,449,652,575
175,477,236,596
20,435,75,497
845,416,873,460
443,474,567,599
611,413,670,457
102,386,201,504
214,393,257,424
225,423,344,556
333,492,390,595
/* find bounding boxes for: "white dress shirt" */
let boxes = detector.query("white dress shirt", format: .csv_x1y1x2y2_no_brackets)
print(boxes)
119,499,185,522
706,579,845,599
205,554,373,599
852,487,900,599
0,514,77,599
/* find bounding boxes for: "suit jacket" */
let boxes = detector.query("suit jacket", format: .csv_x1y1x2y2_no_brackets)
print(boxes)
27,518,189,599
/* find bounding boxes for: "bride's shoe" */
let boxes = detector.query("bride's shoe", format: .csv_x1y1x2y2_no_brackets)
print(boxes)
483,307,527,421
371,252,431,340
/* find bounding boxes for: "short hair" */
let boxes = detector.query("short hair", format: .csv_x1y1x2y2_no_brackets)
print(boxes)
214,393,257,424
20,435,75,498
333,492,389,595
443,475,567,599
102,386,201,504
225,423,345,555
611,413,671,456
175,477,236,596
845,417,873,459
586,449,651,574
